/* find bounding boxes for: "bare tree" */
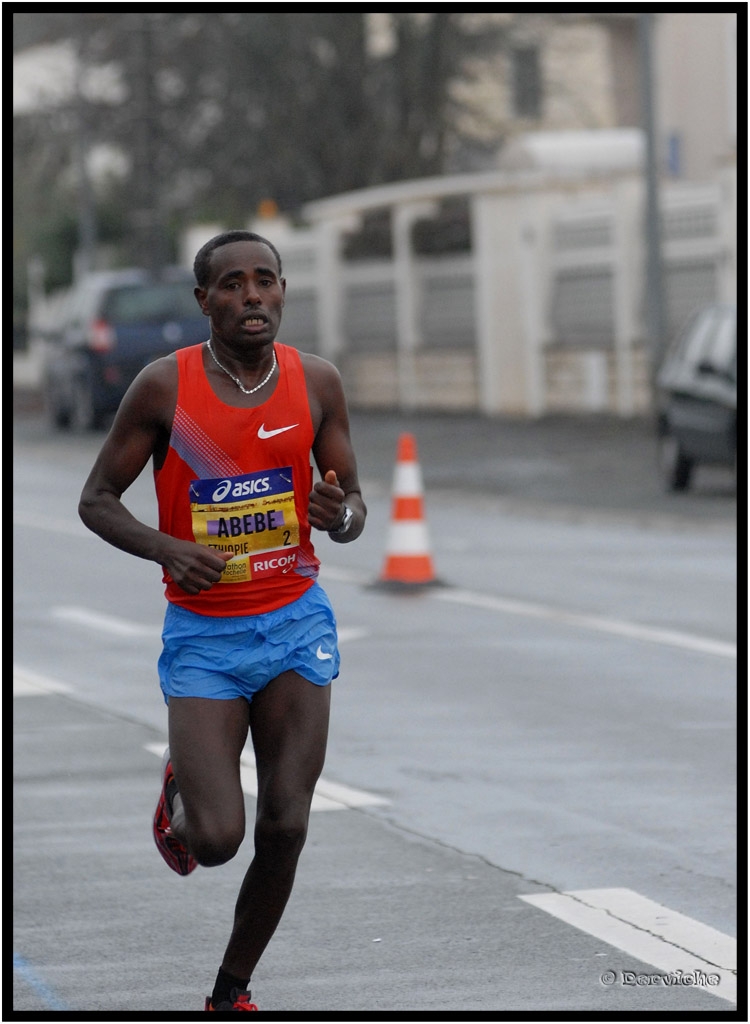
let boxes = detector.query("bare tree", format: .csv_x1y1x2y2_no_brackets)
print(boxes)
13,12,541,289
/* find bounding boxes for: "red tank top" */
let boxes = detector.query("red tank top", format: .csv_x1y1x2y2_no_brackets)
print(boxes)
154,342,320,616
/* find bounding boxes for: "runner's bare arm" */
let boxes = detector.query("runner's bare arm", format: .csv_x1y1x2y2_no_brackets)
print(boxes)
78,357,232,594
303,354,366,542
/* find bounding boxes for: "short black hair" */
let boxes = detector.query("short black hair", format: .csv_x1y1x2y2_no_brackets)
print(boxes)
193,230,283,288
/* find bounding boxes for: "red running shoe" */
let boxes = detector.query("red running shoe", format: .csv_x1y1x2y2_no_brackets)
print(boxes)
205,988,259,1011
152,748,197,876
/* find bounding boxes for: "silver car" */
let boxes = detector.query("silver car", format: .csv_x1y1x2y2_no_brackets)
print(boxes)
655,303,737,491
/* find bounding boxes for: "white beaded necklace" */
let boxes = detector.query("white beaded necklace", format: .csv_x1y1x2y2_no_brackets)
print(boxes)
206,339,277,395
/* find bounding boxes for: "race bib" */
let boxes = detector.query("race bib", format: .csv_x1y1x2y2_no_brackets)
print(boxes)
190,467,300,583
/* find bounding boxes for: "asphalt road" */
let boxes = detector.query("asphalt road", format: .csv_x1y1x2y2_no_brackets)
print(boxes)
12,404,740,1018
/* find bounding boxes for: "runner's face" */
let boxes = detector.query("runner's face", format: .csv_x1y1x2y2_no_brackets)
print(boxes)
196,241,286,349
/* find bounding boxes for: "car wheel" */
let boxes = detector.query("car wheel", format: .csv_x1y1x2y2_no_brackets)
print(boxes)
47,397,73,430
658,432,693,491
70,377,96,432
43,378,72,430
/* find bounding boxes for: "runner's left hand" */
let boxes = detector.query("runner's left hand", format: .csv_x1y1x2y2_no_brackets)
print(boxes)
308,470,345,531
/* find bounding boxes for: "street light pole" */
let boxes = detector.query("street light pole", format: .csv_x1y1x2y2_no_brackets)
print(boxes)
132,13,163,274
638,12,668,382
74,30,96,281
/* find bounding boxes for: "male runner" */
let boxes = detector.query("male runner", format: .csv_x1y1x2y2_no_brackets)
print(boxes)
79,229,366,1011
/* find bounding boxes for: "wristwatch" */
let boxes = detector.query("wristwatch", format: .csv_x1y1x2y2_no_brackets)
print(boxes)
329,504,354,536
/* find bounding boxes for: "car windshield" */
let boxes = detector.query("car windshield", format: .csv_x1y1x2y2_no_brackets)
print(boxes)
679,306,736,379
103,282,200,323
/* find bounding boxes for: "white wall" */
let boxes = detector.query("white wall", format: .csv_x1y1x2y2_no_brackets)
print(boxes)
656,12,738,182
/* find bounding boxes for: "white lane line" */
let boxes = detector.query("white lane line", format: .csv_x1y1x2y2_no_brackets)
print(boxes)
50,606,369,646
13,511,90,539
337,626,369,644
434,588,736,659
238,750,389,811
13,665,73,697
51,606,162,638
18,512,735,659
319,566,371,586
14,661,386,807
144,743,388,813
519,888,736,1003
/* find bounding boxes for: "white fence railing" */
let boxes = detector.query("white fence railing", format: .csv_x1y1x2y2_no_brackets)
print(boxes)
274,171,734,415
23,168,735,418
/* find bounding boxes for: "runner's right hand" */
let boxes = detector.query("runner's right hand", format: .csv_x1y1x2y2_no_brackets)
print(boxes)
161,540,234,594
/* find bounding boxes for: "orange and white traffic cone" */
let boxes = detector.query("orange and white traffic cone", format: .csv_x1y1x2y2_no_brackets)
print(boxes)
378,432,439,587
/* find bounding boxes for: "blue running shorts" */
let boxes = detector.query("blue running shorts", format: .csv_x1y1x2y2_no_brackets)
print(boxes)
158,582,340,703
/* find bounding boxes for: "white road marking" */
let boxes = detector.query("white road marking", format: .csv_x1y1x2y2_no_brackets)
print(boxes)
49,606,369,646
45,576,738,660
13,665,73,697
434,588,736,659
519,888,736,1003
13,511,89,539
318,566,371,585
13,657,386,809
337,626,369,643
16,510,736,659
144,743,389,813
323,565,735,659
51,606,162,638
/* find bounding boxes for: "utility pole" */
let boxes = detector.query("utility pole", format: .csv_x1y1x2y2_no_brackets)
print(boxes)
132,13,163,274
638,12,668,381
73,30,97,280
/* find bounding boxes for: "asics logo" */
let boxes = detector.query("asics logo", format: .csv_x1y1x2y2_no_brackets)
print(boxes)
316,645,333,661
258,423,298,439
212,477,270,501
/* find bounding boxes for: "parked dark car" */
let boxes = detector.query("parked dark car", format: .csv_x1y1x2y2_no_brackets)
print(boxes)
655,302,737,491
42,267,207,430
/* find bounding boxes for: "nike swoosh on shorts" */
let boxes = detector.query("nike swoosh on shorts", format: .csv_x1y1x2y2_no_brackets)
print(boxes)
316,645,333,661
258,423,299,439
